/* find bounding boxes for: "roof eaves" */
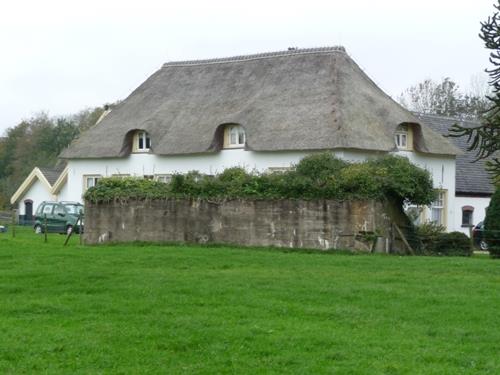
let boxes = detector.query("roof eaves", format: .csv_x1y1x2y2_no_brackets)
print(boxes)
50,166,69,195
10,168,53,205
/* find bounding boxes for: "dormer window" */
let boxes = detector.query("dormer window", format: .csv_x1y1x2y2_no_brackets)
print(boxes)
133,131,151,152
395,124,412,150
223,125,246,149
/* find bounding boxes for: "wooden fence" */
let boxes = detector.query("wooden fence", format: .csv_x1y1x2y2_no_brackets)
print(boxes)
0,211,11,223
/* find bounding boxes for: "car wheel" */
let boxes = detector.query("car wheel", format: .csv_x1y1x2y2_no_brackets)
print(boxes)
480,240,489,251
66,225,73,235
34,225,42,235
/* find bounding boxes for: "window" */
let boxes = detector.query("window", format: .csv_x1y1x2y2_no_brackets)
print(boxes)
430,191,447,226
42,204,54,215
84,175,102,191
53,205,66,216
64,204,83,215
223,125,246,148
133,131,151,152
395,124,412,150
462,206,474,227
155,174,172,183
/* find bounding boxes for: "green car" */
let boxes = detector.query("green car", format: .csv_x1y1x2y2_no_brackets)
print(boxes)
34,201,84,235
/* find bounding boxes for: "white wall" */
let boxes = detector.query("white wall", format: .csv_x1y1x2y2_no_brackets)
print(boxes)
63,149,460,231
453,196,491,236
56,178,69,202
63,148,458,231
16,180,54,215
62,149,314,202
396,150,456,232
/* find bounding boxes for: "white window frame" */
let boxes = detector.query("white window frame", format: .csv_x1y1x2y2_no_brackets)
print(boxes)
155,174,172,183
395,124,410,150
223,125,246,149
430,190,447,226
83,175,102,192
133,131,151,152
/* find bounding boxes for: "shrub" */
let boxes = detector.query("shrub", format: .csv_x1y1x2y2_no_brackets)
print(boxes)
415,224,472,257
85,177,170,202
425,231,472,257
416,221,446,239
338,163,383,199
415,221,446,254
295,152,347,180
84,152,436,207
367,156,436,206
484,187,500,258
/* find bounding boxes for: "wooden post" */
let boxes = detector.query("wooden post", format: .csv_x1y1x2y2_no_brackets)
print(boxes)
11,210,16,238
64,214,81,247
79,216,83,246
469,225,474,250
44,214,48,243
394,223,414,255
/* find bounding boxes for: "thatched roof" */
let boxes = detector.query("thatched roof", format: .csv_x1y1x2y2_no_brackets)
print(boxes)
415,113,495,195
60,47,460,159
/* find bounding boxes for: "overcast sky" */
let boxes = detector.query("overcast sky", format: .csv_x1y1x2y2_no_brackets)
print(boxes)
0,0,495,135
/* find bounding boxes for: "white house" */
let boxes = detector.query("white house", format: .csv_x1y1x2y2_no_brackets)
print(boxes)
14,47,466,231
10,165,67,224
414,113,495,235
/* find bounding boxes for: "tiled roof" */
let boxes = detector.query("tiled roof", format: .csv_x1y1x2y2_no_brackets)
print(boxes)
38,166,65,186
414,113,495,195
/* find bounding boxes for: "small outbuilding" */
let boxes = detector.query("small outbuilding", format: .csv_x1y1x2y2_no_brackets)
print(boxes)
10,165,67,224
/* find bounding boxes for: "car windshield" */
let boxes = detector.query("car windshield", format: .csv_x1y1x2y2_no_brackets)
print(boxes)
64,204,84,215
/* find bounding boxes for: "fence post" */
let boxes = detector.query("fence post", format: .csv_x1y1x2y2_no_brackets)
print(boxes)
11,210,16,238
44,214,48,243
469,225,474,250
64,214,81,247
79,217,83,246
394,223,415,255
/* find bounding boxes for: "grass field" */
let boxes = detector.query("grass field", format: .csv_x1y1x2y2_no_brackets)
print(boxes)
0,227,499,374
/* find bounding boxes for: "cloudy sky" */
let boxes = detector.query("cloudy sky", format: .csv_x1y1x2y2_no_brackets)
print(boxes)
0,0,495,135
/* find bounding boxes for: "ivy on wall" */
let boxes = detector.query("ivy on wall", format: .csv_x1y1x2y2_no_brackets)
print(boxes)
84,153,436,206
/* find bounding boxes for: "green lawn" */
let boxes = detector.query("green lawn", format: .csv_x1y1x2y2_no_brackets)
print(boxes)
0,227,499,374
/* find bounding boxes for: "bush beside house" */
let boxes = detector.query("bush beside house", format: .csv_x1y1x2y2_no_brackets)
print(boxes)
85,153,436,207
416,223,472,256
484,188,500,258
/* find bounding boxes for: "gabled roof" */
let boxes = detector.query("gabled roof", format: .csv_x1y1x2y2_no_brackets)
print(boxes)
60,46,459,159
414,113,496,196
39,166,65,185
10,166,67,205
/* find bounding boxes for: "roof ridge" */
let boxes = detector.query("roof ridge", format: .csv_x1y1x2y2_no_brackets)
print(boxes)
162,46,346,68
413,111,480,125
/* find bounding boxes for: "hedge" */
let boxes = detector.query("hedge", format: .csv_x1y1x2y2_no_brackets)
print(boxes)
84,153,436,206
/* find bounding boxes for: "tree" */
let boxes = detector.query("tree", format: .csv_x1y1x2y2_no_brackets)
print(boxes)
398,77,489,119
484,188,500,258
449,1,500,181
0,103,114,209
